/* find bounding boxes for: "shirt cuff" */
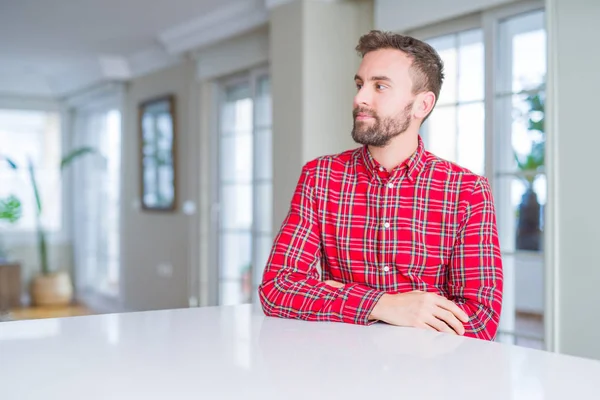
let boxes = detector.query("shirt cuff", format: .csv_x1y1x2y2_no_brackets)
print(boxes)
341,284,386,325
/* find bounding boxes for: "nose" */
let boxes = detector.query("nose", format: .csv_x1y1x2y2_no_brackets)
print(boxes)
353,86,371,109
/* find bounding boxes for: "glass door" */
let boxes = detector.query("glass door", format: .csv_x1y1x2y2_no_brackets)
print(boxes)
216,68,272,305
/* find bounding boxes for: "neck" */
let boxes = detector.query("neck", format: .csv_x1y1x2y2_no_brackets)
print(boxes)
368,130,419,171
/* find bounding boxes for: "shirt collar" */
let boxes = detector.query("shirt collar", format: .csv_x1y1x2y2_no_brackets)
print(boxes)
360,136,426,183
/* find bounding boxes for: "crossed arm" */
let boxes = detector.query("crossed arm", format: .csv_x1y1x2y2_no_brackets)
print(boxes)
258,164,503,340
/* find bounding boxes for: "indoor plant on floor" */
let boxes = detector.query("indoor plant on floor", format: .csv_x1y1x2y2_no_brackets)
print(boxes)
0,194,22,262
515,89,545,251
1,148,98,306
0,195,22,319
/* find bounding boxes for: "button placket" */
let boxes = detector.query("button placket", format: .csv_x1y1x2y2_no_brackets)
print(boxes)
382,182,393,276
382,178,398,278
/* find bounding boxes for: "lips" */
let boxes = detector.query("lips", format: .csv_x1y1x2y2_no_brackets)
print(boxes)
354,110,376,121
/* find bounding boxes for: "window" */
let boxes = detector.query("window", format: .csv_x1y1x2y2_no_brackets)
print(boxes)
216,69,272,306
0,109,62,232
412,3,546,349
71,108,122,297
422,29,485,175
494,9,546,349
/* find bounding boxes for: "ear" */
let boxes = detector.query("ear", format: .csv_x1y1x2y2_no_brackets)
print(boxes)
413,91,436,121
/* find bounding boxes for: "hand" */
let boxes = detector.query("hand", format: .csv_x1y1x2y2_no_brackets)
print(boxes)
324,280,345,289
369,291,469,335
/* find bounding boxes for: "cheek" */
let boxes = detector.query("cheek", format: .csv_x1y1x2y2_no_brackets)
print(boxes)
388,94,414,117
376,93,401,118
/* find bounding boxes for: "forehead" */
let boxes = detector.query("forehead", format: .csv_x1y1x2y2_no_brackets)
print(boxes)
356,48,413,81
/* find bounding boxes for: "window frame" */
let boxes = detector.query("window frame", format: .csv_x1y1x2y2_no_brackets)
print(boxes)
0,99,71,247
406,0,548,348
210,65,272,306
66,83,125,310
420,28,486,175
406,0,545,183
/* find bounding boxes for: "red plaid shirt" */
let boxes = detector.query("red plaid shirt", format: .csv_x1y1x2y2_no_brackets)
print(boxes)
259,137,503,340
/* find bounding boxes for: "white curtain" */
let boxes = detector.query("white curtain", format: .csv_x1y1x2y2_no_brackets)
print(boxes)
69,87,122,298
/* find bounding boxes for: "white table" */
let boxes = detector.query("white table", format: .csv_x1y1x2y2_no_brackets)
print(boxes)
1,304,599,399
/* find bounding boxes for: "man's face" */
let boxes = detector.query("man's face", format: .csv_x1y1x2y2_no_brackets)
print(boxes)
352,49,417,147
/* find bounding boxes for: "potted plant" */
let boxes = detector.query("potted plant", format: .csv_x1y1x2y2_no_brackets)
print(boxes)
1,148,98,306
0,195,22,316
0,195,22,261
515,89,545,251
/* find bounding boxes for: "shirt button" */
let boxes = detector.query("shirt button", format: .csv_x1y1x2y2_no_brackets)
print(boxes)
387,182,394,189
383,222,390,228
379,166,385,172
383,266,390,272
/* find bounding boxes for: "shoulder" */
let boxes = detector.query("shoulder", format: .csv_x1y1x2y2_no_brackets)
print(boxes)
422,150,488,189
422,151,494,208
302,147,362,176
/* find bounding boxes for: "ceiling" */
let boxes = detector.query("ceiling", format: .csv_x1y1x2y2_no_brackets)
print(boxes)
0,0,271,98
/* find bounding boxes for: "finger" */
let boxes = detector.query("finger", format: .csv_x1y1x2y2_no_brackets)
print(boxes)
425,316,457,335
433,307,465,335
435,297,470,323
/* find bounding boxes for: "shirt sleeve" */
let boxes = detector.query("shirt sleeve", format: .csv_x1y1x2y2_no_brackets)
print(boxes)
448,177,504,340
258,162,385,325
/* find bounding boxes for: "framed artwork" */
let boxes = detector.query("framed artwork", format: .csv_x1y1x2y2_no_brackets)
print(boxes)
139,95,176,211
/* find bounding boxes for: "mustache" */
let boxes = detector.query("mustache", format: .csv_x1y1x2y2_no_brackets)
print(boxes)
353,107,377,119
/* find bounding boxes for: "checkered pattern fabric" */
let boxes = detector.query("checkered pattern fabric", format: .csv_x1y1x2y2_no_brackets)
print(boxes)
259,137,503,340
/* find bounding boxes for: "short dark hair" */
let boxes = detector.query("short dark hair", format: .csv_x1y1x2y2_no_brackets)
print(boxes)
356,30,444,119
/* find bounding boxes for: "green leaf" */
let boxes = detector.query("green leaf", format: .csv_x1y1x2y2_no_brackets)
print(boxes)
514,152,525,170
0,195,22,223
525,94,541,112
60,147,99,171
528,119,544,133
1,155,18,169
38,227,49,275
514,85,546,184
27,158,43,215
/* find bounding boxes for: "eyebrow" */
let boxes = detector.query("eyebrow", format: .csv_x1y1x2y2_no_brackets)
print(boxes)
354,74,392,82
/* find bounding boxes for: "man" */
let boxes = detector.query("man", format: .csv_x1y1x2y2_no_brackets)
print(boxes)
259,30,503,340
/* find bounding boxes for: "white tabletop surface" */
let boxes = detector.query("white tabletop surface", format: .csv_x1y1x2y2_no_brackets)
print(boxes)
1,304,599,400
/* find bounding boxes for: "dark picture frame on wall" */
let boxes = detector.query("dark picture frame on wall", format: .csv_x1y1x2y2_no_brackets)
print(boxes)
139,94,177,212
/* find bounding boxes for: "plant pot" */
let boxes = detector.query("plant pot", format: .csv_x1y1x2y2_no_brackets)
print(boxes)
516,187,542,251
0,262,22,309
30,271,73,307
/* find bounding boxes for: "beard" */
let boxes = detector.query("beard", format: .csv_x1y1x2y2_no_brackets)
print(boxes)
351,102,413,147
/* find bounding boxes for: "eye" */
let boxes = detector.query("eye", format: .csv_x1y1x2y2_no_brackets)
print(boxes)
376,84,387,91
355,83,363,90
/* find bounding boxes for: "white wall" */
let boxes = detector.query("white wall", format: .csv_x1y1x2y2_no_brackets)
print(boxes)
303,1,373,162
196,27,269,82
270,0,374,230
196,80,215,307
121,60,199,311
375,0,519,32
0,95,60,112
270,0,305,232
547,0,600,360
